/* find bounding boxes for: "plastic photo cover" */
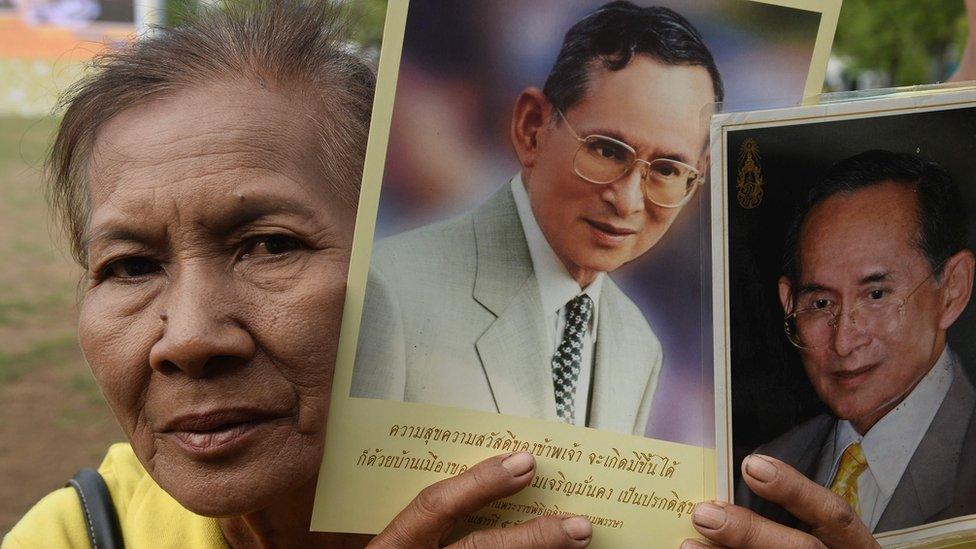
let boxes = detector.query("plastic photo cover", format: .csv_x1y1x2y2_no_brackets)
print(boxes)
711,85,976,547
313,0,841,545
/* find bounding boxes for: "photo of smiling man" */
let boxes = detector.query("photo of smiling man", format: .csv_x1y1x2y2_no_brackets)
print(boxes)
715,97,976,541
347,0,837,441
738,150,976,533
351,1,718,435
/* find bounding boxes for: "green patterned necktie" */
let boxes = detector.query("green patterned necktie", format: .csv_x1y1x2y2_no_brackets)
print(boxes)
552,294,593,424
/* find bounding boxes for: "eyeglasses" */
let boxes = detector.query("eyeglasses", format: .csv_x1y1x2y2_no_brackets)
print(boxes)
555,108,702,208
783,260,947,350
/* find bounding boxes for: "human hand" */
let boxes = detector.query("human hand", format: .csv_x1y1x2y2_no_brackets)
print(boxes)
368,452,593,548
680,454,879,548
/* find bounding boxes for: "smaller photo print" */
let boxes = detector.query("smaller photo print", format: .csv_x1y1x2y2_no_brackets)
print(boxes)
715,90,976,541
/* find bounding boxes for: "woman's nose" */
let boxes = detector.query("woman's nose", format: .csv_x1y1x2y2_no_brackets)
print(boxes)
148,268,255,378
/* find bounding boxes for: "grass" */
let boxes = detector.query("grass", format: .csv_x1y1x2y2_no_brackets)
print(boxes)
0,333,80,385
0,115,123,532
0,292,73,326
56,372,109,427
68,370,104,405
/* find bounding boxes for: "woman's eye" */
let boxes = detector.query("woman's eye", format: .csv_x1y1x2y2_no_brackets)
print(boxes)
101,257,161,279
241,235,304,258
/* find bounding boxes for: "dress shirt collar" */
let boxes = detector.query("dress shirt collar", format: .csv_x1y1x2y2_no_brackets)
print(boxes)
511,175,605,318
829,346,956,498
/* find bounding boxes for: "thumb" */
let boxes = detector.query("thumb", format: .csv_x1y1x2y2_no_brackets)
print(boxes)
369,452,537,548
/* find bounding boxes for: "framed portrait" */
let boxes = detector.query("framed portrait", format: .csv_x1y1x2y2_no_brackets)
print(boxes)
712,86,976,545
316,0,841,544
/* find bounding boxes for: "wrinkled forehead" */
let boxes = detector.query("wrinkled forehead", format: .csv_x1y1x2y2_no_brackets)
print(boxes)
87,81,322,206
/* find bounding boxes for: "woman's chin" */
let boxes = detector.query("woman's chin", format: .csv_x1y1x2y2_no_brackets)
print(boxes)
147,434,321,517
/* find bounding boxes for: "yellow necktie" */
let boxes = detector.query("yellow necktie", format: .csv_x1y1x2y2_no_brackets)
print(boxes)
830,442,868,516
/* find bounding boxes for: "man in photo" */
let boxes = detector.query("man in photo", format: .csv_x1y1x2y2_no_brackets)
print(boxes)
738,150,976,532
350,1,722,435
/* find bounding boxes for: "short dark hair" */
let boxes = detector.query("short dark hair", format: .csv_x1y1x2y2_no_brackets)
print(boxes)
542,0,723,114
784,150,969,286
49,0,375,266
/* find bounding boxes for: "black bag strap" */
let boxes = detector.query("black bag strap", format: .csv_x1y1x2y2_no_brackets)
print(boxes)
66,468,125,549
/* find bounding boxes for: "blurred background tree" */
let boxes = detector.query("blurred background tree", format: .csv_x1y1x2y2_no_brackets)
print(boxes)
832,0,969,89
347,0,387,49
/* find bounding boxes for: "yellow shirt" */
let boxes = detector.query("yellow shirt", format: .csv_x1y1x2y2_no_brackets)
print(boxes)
3,443,228,549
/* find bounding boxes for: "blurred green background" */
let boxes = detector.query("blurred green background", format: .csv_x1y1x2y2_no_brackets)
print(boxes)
0,0,973,535
830,0,972,89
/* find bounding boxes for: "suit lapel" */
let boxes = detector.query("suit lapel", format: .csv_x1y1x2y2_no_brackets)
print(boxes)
876,363,976,532
949,389,976,517
588,280,651,433
472,185,556,420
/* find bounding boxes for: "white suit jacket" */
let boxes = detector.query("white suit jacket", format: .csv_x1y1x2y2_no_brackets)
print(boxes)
351,184,663,435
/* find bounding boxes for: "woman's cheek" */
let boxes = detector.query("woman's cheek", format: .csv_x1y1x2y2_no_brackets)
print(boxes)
246,256,347,431
78,285,159,434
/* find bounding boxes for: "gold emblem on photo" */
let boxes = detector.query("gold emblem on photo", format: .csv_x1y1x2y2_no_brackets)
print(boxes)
736,138,764,209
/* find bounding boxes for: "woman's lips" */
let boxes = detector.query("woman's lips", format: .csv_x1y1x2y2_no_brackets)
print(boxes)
159,408,289,459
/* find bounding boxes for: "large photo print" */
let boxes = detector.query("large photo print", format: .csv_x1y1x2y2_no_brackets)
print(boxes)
351,0,835,444
715,90,976,544
316,0,841,544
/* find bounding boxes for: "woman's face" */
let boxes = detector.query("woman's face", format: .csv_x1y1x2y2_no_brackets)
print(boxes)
78,81,356,516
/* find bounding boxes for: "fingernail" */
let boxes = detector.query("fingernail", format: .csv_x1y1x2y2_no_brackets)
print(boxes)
501,452,534,476
561,516,592,541
745,454,778,482
680,540,707,549
692,503,726,530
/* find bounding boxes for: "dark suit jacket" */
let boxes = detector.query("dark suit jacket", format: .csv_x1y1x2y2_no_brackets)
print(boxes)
737,363,976,533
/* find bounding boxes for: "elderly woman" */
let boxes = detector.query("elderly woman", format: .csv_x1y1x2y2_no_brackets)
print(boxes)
3,1,880,547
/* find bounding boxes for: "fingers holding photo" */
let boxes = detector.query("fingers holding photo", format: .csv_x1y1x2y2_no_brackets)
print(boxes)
685,499,827,549
369,452,592,549
681,454,878,549
739,455,876,548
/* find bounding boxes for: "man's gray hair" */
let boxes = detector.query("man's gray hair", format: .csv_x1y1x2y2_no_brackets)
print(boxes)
48,0,376,265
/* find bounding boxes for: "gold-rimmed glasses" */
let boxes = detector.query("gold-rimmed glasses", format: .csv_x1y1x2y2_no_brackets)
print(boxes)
784,260,948,350
555,108,701,208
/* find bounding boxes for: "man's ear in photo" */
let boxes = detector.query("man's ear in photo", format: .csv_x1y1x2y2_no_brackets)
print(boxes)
938,248,976,330
778,275,794,314
510,87,551,171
